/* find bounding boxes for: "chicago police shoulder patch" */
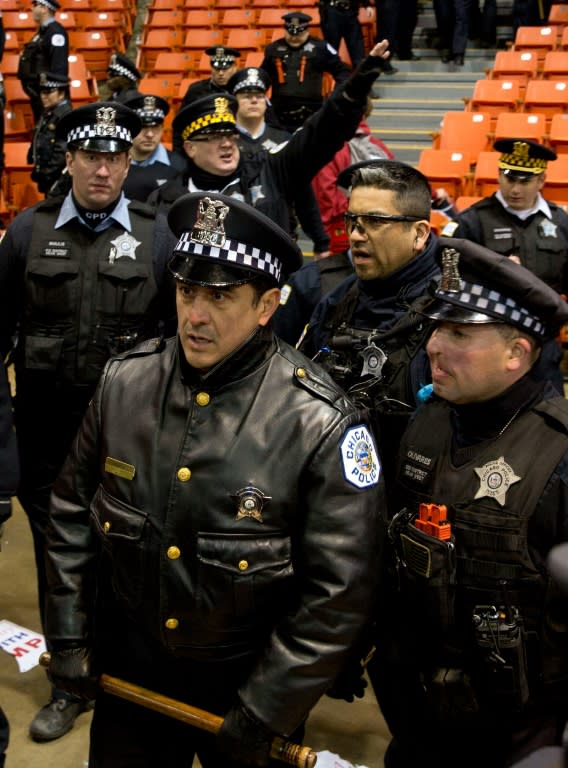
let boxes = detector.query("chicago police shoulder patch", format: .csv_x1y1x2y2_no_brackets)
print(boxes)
340,424,380,489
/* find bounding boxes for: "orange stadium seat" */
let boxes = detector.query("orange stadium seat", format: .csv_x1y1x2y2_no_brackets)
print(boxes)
244,50,264,68
146,9,183,27
256,7,286,27
2,141,39,215
225,28,267,52
57,10,76,28
543,155,568,201
513,25,559,64
3,11,36,43
541,51,568,80
182,8,220,28
465,79,522,125
4,109,30,142
68,30,113,80
173,76,200,110
561,26,568,50
417,149,471,199
138,28,184,70
523,79,568,125
149,0,179,10
0,0,23,10
74,10,128,51
431,111,491,162
549,113,568,154
429,210,452,236
472,151,500,196
492,111,547,144
4,78,34,129
182,28,224,51
490,50,538,94
221,8,257,26
454,196,483,212
138,75,180,101
548,3,568,26
69,77,96,106
153,51,195,80
1,52,20,78
3,30,19,51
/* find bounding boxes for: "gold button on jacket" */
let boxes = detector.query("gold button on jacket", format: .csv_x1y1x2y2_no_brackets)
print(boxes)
177,467,191,482
195,392,210,406
167,546,181,560
165,618,179,630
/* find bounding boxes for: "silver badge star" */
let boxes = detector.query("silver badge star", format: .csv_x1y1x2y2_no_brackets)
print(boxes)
474,456,521,507
109,232,141,263
360,343,387,379
539,219,558,238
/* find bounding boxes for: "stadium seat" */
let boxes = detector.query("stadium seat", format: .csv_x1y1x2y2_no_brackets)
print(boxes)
3,10,36,43
542,51,568,80
68,30,113,80
225,28,267,52
454,196,483,212
513,25,559,64
4,109,30,142
138,75,180,101
173,76,200,110
69,77,96,106
182,9,220,28
243,51,264,68
548,3,568,26
464,79,522,126
490,50,538,94
145,8,183,27
523,79,568,126
58,10,77,28
1,52,20,78
138,28,184,70
149,0,179,10
74,10,127,51
543,155,568,202
472,151,500,196
431,111,491,163
4,78,34,129
153,51,195,81
429,210,452,236
0,0,24,10
2,141,39,216
417,149,471,199
221,8,257,27
492,112,547,144
549,113,568,154
256,7,286,28
3,30,19,51
182,28,224,52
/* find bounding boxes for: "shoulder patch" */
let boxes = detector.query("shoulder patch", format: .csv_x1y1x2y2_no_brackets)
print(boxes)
280,284,292,306
441,220,459,237
340,424,380,489
51,34,66,46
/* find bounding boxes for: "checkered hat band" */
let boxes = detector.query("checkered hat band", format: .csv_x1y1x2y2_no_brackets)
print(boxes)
109,62,137,81
175,234,282,282
138,108,165,122
182,112,236,141
67,124,132,144
41,78,66,89
36,0,58,10
499,159,545,174
437,279,545,336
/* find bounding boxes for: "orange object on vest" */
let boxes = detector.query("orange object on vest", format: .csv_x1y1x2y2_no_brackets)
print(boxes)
414,502,452,540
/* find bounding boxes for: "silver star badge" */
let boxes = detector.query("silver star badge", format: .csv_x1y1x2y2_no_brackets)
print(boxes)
232,486,272,523
474,456,521,507
539,219,558,238
360,343,387,379
109,232,141,263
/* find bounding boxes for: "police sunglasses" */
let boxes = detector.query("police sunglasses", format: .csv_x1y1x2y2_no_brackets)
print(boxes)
344,212,423,234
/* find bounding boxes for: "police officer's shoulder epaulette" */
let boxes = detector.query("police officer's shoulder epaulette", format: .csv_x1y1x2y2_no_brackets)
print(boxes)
535,397,568,436
114,336,166,361
278,343,347,407
127,199,159,219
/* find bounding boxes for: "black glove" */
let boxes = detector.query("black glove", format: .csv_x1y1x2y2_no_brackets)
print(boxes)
218,702,276,768
344,54,385,103
46,647,98,701
326,655,368,703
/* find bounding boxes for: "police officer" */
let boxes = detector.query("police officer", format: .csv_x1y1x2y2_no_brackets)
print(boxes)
260,12,350,132
172,46,241,157
28,71,72,195
319,0,374,68
17,0,69,123
375,0,420,66
228,65,331,257
0,101,177,743
42,190,382,768
299,159,438,494
443,139,568,390
433,0,471,65
122,93,187,203
147,40,390,250
105,52,142,104
376,238,568,768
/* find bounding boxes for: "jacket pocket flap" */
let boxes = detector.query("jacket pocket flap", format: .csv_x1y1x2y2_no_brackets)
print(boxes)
28,260,80,278
196,533,291,575
91,485,148,541
98,261,150,280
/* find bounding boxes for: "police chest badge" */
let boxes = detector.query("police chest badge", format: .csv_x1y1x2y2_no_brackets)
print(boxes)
109,232,141,263
474,456,521,506
340,425,380,489
232,486,272,523
538,219,558,238
360,343,387,379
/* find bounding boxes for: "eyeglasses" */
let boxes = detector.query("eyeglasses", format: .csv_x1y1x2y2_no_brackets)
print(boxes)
344,212,422,235
190,132,239,144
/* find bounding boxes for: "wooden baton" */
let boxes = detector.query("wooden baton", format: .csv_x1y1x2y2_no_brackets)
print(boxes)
39,652,317,768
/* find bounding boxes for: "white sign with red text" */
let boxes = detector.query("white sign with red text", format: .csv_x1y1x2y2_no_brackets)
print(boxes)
0,620,46,672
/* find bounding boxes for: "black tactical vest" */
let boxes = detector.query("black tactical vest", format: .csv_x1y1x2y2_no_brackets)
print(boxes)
19,198,158,387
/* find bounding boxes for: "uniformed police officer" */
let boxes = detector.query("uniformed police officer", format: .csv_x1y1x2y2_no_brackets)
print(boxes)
228,66,331,257
319,0,374,68
0,101,177,743
147,40,391,253
42,190,383,768
376,238,568,768
105,52,142,104
172,46,241,157
122,93,187,203
28,71,72,195
17,0,69,123
260,12,351,132
299,160,438,496
443,139,568,391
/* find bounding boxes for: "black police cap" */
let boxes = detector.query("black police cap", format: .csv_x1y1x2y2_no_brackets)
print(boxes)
33,0,60,11
282,11,312,32
56,102,141,153
205,46,241,69
173,94,238,142
122,93,170,125
423,237,568,339
227,67,271,95
168,192,303,287
494,138,557,178
39,71,69,91
107,52,142,83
